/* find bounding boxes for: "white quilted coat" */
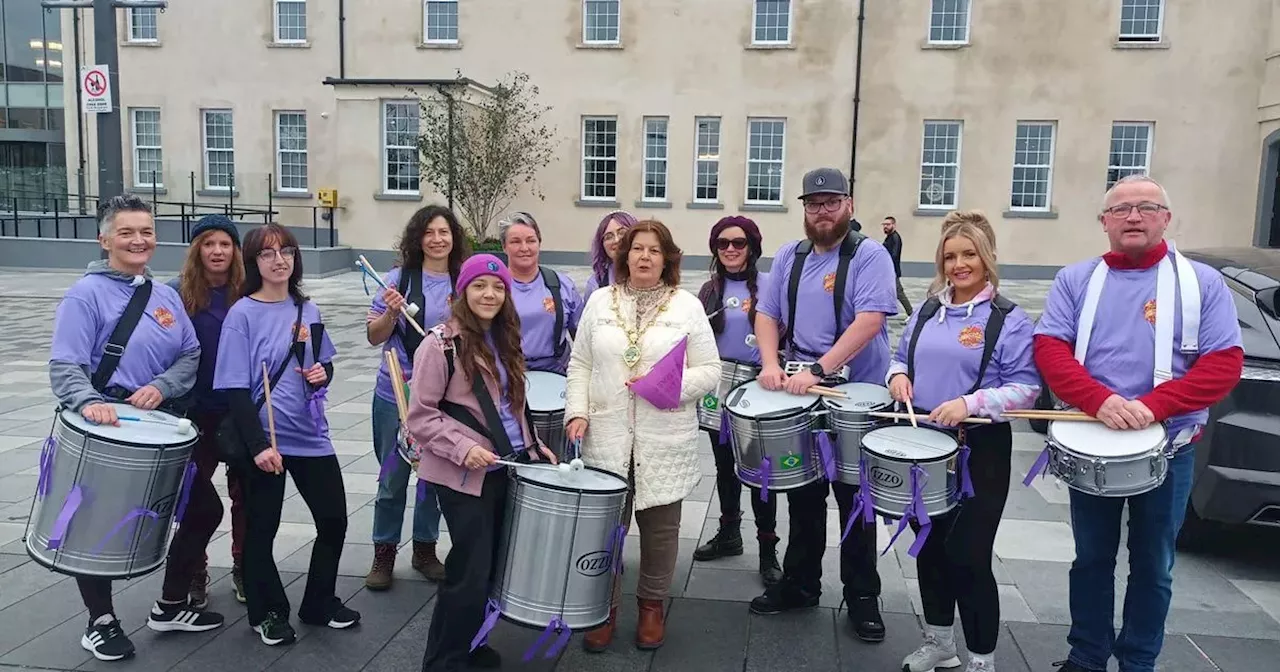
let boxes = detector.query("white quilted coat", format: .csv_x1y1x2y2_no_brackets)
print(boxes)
565,286,721,511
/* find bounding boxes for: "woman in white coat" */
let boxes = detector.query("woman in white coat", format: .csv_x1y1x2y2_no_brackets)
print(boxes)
565,219,720,653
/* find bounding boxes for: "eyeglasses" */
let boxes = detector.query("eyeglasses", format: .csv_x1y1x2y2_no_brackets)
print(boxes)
257,246,297,262
716,237,748,251
803,198,845,214
1103,202,1168,218
602,230,622,243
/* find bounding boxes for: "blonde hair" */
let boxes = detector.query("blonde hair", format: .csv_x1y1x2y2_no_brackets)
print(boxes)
929,210,1000,296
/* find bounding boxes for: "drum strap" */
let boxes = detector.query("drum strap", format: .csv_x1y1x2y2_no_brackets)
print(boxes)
539,266,567,359
437,336,523,456
784,232,864,355
395,267,427,362
906,294,1016,394
91,279,154,393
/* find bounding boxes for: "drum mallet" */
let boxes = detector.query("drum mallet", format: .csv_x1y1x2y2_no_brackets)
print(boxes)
870,411,993,425
118,415,194,432
356,255,427,336
704,296,741,319
261,361,283,475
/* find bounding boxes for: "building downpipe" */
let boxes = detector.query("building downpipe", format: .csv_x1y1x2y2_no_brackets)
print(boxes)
849,0,866,195
338,0,347,78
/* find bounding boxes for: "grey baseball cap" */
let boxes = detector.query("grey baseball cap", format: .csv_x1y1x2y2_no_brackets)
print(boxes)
798,167,850,199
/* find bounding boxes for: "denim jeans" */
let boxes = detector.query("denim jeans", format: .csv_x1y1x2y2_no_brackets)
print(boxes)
371,394,441,545
1067,446,1195,672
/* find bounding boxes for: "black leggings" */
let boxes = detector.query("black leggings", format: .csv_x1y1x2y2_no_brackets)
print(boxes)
708,432,778,537
912,422,1012,655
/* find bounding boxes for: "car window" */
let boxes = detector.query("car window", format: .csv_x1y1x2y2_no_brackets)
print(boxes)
1224,276,1280,360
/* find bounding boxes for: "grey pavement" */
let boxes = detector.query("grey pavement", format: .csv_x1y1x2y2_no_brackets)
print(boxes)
0,269,1277,671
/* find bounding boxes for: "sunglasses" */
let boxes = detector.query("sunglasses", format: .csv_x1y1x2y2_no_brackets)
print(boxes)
716,238,749,251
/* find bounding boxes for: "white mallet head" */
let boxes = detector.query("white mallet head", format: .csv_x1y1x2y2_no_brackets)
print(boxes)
725,296,742,309
177,418,193,433
406,302,421,317
558,463,572,474
745,334,757,348
569,458,585,472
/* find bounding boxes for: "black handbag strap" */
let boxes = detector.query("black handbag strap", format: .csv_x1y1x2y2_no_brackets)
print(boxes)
539,266,567,358
256,300,305,410
91,280,154,392
394,267,426,361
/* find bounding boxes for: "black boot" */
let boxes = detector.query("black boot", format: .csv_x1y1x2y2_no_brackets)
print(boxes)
693,516,744,561
757,534,782,587
848,596,886,643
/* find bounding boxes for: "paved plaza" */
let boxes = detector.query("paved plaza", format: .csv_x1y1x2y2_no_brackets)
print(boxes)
0,269,1277,671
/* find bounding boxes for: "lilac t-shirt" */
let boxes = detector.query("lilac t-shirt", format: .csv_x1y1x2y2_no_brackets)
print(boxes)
214,297,338,457
51,275,199,393
370,267,454,404
893,299,1040,412
485,335,526,454
1034,255,1242,439
716,273,771,366
757,236,899,383
513,270,584,374
583,267,615,298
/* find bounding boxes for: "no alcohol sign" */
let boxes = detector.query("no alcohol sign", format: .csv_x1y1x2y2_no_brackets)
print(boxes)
81,65,111,114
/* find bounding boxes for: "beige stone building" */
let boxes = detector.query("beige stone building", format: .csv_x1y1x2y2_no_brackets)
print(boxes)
58,0,1280,275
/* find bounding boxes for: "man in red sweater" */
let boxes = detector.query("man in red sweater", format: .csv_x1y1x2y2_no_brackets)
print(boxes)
1033,174,1243,672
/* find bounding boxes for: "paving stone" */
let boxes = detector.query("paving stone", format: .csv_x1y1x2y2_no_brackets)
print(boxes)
744,607,838,671
1187,633,1280,672
553,605,653,672
650,598,749,672
0,554,28,576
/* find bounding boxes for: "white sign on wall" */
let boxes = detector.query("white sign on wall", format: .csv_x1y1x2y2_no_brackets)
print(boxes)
81,65,111,114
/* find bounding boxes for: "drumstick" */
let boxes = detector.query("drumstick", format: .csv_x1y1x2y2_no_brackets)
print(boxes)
904,398,919,428
1002,409,1102,423
806,385,848,398
870,411,993,425
385,351,410,426
357,255,427,336
261,361,281,474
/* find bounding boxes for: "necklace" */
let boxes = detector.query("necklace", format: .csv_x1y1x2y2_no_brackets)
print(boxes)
611,284,674,368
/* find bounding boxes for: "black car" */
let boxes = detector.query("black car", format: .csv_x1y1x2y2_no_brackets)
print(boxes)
1030,246,1280,548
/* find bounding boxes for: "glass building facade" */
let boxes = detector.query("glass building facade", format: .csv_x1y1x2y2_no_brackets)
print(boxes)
0,0,67,209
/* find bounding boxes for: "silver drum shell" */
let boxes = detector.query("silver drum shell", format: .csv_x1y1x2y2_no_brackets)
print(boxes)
821,398,893,486
860,430,960,519
530,410,568,460
491,467,629,631
1046,441,1168,498
727,398,822,493
697,361,761,433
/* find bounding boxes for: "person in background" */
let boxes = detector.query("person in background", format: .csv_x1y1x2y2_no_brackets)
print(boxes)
364,206,470,590
882,215,913,316
690,216,781,586
499,211,584,374
583,210,639,296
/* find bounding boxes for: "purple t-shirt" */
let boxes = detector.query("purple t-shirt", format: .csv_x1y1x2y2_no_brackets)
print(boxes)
716,273,771,366
1034,254,1242,439
757,236,899,383
513,270,584,374
213,297,338,457
893,299,1040,412
485,335,526,454
51,275,199,393
583,267,615,298
167,279,230,411
370,267,454,404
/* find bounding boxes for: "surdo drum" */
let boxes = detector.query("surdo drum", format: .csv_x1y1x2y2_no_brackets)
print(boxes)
25,403,198,579
724,380,823,493
526,371,570,460
820,382,894,484
697,360,762,433
859,425,960,519
1046,420,1170,497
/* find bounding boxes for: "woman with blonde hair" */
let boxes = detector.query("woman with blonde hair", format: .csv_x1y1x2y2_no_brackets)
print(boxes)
886,212,1041,672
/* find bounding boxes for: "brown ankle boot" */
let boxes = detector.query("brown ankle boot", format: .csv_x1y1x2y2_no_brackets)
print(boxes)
582,607,617,653
635,598,666,649
365,543,396,591
411,541,446,582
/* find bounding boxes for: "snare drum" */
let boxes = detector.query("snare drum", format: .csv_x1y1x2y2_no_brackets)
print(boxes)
1046,421,1169,497
724,380,823,493
527,371,569,459
25,404,198,580
820,382,893,484
860,425,960,519
697,360,761,433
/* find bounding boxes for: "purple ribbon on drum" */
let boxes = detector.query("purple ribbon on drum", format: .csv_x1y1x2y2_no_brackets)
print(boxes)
46,484,84,550
840,457,876,545
718,410,731,446
1021,446,1052,487
174,461,197,525
610,523,626,575
307,388,329,434
91,507,162,554
813,430,837,483
523,616,572,661
36,434,56,500
882,465,932,558
957,444,976,500
759,456,771,503
470,598,503,652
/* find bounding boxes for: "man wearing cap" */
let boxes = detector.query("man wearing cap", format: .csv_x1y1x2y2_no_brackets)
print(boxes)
752,168,899,642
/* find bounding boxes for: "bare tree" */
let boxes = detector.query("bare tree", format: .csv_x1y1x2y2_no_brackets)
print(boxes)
414,72,559,242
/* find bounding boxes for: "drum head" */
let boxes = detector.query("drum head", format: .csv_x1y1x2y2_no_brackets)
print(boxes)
525,371,567,413
58,403,196,447
724,380,818,419
1048,421,1167,458
516,464,628,493
822,382,892,411
861,425,957,462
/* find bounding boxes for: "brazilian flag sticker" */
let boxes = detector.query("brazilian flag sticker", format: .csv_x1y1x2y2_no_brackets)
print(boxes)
779,454,802,470
700,393,718,411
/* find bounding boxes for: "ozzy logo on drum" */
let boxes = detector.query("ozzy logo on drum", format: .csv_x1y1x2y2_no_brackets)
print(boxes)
150,492,178,518
575,550,614,577
870,467,904,489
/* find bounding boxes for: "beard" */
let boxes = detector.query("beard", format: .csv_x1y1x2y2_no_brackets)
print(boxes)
804,212,851,248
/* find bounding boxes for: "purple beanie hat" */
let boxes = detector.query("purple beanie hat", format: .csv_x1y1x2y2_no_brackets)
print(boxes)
455,254,513,294
709,216,763,259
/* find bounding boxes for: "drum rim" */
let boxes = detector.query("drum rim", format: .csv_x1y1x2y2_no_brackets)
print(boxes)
723,380,819,419
511,464,629,494
56,417,199,450
1047,421,1169,458
719,358,762,370
861,425,959,464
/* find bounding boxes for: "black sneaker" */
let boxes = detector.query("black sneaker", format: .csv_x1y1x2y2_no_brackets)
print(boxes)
147,601,225,633
299,597,361,630
469,644,502,668
1053,660,1102,672
748,583,820,615
847,596,885,643
253,611,297,646
81,616,135,662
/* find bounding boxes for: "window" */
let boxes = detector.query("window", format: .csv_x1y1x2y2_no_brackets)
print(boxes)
581,116,618,200
693,117,721,203
424,0,459,43
1119,0,1162,41
928,0,970,44
753,0,791,44
583,0,620,44
745,118,786,204
918,120,962,210
1010,122,1055,211
641,117,669,202
202,110,235,190
275,112,308,192
127,8,158,42
383,101,421,194
1106,122,1153,189
131,108,162,188
274,0,307,43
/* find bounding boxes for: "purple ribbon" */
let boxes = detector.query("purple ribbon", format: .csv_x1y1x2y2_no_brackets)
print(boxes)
36,435,55,499
958,444,975,500
881,465,932,559
92,507,162,554
469,598,502,652
524,616,571,661
379,447,400,485
718,410,731,445
307,387,329,434
416,478,430,504
1022,446,1051,487
173,461,197,524
759,456,771,503
814,430,837,483
610,523,626,575
840,457,877,545
46,484,83,550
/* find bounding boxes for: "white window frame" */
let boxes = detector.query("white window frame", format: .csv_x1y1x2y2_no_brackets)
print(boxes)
582,0,621,45
275,111,308,193
201,109,235,191
1106,121,1154,190
423,0,460,44
917,120,963,211
692,116,722,204
382,100,421,195
1009,121,1056,212
641,117,669,202
744,117,787,206
130,108,162,188
580,116,619,201
1118,0,1164,41
273,0,308,44
126,7,158,43
927,0,971,45
751,0,792,45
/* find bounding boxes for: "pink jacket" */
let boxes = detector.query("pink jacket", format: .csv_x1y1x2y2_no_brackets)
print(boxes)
406,320,539,497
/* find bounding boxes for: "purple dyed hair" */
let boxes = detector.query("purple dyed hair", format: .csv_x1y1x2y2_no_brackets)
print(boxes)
589,210,639,283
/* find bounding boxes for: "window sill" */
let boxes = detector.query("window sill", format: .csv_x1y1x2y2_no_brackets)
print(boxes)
740,203,787,213
575,198,622,208
634,199,671,209
419,41,462,50
913,208,950,217
129,186,167,196
577,42,623,50
197,189,240,198
121,40,161,48
374,192,423,202
686,201,724,210
745,42,795,51
273,191,313,200
268,41,312,49
1003,209,1058,220
920,41,969,50
1114,38,1170,50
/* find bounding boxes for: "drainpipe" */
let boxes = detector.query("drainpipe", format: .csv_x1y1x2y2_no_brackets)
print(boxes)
338,0,346,78
73,8,87,213
849,0,866,195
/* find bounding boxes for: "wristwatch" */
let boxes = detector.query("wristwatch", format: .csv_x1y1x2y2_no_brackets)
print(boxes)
809,362,826,378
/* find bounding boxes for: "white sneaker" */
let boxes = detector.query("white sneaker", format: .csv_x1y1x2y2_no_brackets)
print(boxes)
965,657,993,671
902,634,962,672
